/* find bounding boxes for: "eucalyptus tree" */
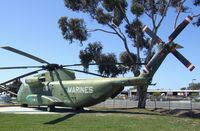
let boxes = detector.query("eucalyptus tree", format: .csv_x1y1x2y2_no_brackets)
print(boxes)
59,0,200,108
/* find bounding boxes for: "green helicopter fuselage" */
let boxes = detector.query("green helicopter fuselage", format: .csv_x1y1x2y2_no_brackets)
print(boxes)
17,69,149,108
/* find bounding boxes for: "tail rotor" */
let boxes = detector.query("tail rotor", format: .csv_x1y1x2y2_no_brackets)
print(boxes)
142,16,195,72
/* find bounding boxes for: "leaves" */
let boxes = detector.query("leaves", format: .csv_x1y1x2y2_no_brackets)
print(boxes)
125,19,147,49
194,0,200,6
131,1,144,16
120,51,137,67
193,17,200,27
58,17,88,43
64,0,99,13
79,42,103,70
79,42,129,77
97,53,119,77
95,8,112,25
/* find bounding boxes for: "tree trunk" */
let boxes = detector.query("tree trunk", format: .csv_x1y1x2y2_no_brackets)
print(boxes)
137,85,148,108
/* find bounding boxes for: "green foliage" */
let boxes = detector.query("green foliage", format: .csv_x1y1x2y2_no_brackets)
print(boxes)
79,42,124,77
125,19,147,49
191,92,199,97
120,51,137,67
187,83,200,90
64,0,99,13
104,0,127,26
152,92,161,97
95,8,112,25
131,1,144,16
58,16,88,43
194,0,200,6
79,42,102,70
97,53,119,77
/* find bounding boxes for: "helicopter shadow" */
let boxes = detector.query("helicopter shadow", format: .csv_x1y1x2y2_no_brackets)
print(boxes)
43,107,162,125
44,112,78,124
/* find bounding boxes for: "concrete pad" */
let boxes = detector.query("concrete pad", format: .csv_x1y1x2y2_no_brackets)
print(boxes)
0,106,74,114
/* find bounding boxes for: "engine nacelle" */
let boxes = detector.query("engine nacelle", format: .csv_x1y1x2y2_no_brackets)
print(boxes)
25,77,45,87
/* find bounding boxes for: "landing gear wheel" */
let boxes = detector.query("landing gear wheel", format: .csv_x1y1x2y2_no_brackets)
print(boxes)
72,107,84,111
47,106,55,112
21,104,28,107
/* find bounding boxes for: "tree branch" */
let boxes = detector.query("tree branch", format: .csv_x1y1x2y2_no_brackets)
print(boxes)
174,0,186,29
145,12,151,18
193,13,200,18
174,10,181,29
156,0,172,31
151,12,156,31
117,3,131,25
87,29,117,35
107,23,125,40
107,23,136,65
114,2,137,66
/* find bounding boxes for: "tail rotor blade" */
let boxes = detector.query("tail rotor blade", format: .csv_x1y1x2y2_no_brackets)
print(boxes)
142,25,163,44
171,49,195,71
168,16,193,42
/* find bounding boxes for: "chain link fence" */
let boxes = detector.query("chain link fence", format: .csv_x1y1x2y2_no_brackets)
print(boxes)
93,97,200,110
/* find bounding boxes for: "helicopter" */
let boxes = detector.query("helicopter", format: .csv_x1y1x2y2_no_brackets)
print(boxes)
0,16,195,112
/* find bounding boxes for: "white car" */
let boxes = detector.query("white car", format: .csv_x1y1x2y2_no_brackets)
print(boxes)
0,92,11,103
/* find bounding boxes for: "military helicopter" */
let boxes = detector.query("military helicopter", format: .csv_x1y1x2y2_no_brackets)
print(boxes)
0,16,195,112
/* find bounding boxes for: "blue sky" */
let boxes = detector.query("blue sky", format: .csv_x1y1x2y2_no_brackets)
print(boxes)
0,1,199,90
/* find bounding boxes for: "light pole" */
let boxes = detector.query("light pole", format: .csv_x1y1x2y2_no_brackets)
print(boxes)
192,79,196,84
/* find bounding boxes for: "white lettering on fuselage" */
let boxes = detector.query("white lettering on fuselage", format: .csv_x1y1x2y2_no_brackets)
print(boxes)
67,86,94,94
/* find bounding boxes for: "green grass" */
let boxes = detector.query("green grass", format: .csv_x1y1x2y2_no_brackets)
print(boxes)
0,109,200,131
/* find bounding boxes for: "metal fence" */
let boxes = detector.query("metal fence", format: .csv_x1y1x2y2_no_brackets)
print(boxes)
93,98,200,110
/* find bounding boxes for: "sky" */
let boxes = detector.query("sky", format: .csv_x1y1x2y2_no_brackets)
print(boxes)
0,1,199,90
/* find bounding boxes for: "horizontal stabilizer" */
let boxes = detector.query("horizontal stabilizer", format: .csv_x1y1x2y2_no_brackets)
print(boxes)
173,43,184,49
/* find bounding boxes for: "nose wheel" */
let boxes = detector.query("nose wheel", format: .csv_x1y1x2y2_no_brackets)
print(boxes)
47,105,55,112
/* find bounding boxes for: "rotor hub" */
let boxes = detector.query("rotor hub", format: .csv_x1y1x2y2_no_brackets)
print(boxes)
42,64,62,71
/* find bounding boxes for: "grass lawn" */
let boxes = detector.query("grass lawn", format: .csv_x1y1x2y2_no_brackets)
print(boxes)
0,108,199,131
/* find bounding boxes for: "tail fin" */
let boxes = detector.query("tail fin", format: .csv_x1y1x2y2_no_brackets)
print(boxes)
141,16,195,80
141,44,169,79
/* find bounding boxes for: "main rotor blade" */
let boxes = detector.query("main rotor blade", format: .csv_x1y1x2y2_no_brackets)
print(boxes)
142,25,163,44
64,68,107,77
0,69,43,85
62,62,146,67
168,16,193,42
0,65,42,70
171,49,195,71
1,46,49,64
0,85,17,96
